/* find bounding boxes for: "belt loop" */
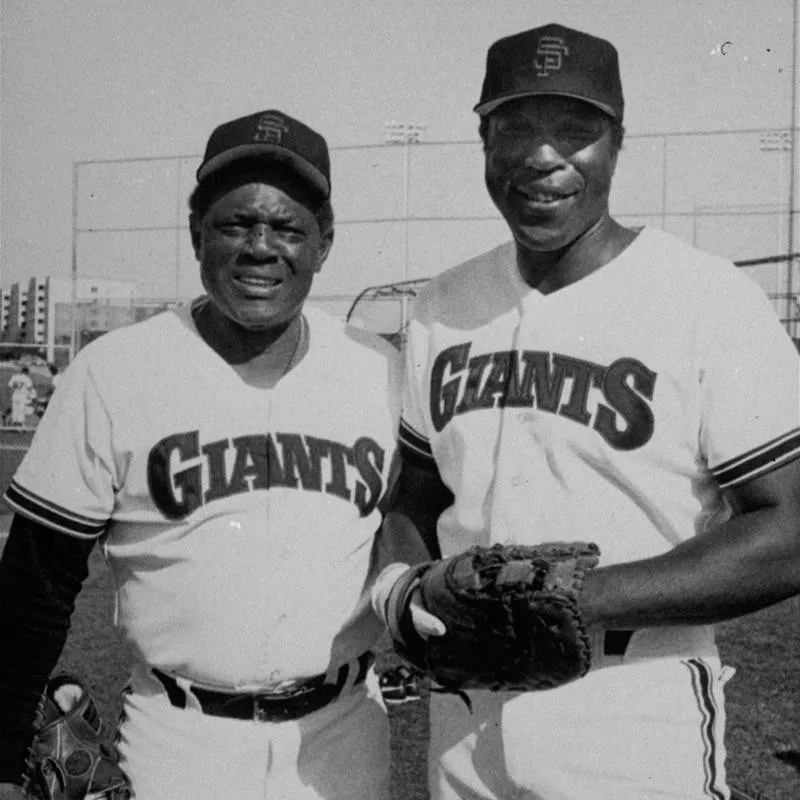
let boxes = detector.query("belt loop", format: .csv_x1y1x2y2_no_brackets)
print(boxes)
355,652,372,685
152,668,204,712
174,674,203,713
152,668,186,709
334,662,350,693
333,652,372,695
336,655,358,695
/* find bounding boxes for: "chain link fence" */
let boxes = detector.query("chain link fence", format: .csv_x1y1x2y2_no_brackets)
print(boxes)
2,128,798,502
346,255,800,349
59,127,797,329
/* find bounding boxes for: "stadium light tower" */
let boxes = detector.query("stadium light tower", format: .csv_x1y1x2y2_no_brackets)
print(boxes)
789,0,799,338
384,122,426,330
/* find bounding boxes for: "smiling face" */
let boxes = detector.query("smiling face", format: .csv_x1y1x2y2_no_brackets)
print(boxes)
190,165,332,335
484,95,619,256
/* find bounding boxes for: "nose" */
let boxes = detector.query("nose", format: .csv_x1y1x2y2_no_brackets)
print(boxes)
522,136,566,172
524,137,564,172
246,223,277,258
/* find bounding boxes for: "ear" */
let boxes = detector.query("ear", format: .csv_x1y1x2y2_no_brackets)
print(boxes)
189,213,203,260
609,123,624,175
314,229,334,273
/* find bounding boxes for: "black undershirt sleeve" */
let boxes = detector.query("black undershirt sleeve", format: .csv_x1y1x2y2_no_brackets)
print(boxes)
0,514,95,783
383,447,454,560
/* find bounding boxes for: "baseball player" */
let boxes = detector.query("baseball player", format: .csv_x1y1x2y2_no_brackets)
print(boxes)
371,23,800,800
7,366,35,426
0,110,400,799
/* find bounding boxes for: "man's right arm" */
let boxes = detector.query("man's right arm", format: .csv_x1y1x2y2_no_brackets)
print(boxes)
0,515,94,785
379,449,453,563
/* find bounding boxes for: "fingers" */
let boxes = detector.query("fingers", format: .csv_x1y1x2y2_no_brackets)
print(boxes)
409,589,446,638
410,604,446,638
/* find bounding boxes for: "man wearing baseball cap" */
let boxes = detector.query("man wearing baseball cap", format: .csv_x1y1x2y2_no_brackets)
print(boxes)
0,110,402,799
374,23,800,799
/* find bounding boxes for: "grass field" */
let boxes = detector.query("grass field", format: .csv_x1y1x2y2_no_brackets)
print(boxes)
0,427,36,513
0,521,798,799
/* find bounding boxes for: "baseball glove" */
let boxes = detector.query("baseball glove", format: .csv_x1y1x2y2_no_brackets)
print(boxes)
386,542,601,696
23,676,129,800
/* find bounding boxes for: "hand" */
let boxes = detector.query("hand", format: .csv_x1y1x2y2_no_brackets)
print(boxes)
0,783,31,800
409,587,446,638
373,563,447,645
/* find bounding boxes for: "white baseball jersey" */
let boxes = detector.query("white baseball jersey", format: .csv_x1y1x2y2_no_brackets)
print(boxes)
399,226,800,642
8,373,33,394
403,226,799,800
5,302,401,690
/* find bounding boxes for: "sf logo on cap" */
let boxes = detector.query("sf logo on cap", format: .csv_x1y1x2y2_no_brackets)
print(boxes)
534,36,569,76
254,114,289,144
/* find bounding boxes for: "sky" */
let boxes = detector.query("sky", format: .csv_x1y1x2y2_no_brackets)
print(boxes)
1,0,797,290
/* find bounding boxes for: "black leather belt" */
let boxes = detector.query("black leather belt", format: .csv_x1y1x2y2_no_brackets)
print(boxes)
152,652,373,722
604,630,634,656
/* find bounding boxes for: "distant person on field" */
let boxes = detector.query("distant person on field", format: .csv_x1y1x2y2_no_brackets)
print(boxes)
7,367,34,426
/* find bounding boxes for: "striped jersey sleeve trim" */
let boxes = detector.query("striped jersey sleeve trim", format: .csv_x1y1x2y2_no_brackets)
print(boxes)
711,428,800,489
3,480,108,538
684,658,726,800
398,417,434,461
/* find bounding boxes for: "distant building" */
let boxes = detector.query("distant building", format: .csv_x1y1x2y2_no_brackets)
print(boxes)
0,288,11,336
1,276,138,358
2,284,28,343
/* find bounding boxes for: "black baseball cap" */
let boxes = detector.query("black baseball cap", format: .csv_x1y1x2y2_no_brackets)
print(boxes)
474,23,624,120
196,110,331,199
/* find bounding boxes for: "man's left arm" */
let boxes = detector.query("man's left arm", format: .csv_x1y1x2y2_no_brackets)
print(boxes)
580,455,800,630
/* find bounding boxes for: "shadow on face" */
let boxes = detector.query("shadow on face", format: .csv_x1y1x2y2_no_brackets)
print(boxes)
190,159,326,226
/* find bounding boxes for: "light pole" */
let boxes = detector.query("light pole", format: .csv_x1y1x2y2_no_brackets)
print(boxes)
384,122,426,332
70,162,80,360
787,0,799,337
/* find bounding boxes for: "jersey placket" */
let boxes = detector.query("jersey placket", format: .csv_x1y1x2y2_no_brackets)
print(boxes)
487,290,553,544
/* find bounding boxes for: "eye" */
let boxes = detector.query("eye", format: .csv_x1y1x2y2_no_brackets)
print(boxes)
215,219,249,236
559,120,606,142
274,223,308,242
493,116,532,136
278,231,306,245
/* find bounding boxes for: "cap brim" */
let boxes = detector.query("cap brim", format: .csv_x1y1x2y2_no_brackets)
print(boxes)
474,90,617,119
197,144,330,198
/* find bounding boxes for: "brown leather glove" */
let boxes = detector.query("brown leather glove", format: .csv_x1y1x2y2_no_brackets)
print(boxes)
386,542,600,695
